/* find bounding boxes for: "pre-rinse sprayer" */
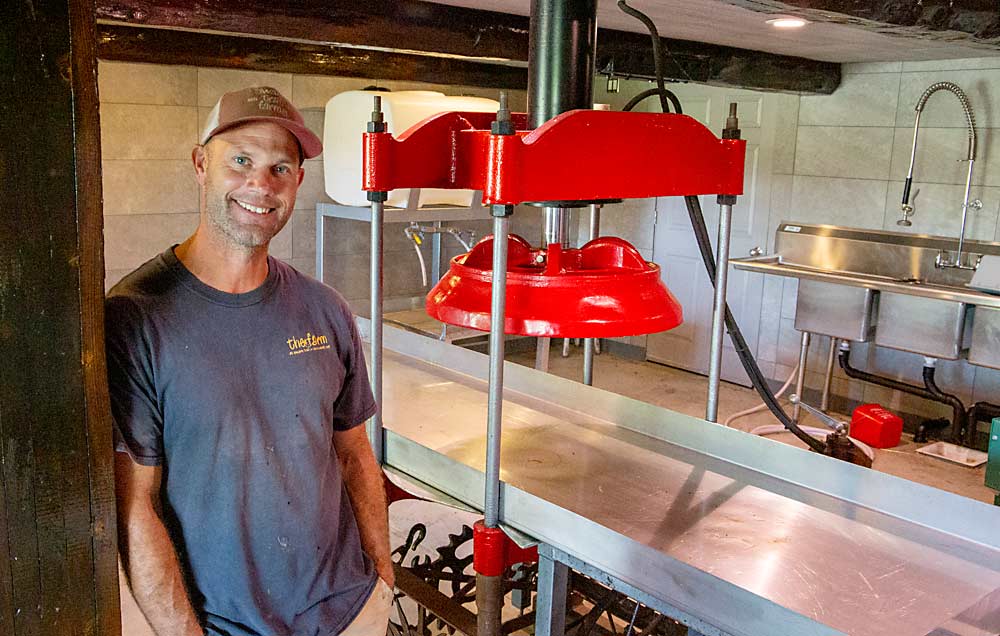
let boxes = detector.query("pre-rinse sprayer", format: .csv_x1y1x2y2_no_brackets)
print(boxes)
900,81,982,269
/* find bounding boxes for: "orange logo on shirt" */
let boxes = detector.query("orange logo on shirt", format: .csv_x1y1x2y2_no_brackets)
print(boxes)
286,332,330,356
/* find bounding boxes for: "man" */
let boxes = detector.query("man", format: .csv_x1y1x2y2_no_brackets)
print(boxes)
106,86,393,636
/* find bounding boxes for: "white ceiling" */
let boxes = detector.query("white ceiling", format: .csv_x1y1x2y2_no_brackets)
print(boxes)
427,0,1000,63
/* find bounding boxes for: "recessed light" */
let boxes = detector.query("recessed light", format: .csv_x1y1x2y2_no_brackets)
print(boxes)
766,16,810,28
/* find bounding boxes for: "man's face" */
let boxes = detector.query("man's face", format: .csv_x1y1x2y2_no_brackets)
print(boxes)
192,121,304,251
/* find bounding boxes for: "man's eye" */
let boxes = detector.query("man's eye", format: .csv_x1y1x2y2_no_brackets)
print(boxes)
275,165,289,175
234,156,249,166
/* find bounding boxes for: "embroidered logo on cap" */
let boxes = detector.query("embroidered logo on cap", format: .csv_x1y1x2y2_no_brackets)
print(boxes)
246,87,291,118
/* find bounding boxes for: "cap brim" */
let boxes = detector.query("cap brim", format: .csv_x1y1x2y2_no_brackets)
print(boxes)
203,116,323,159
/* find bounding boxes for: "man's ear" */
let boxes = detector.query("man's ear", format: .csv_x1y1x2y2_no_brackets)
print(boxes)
297,165,305,187
192,145,208,185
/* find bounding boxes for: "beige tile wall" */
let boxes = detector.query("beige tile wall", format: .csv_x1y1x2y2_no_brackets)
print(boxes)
760,58,1000,423
99,61,528,309
99,59,1000,421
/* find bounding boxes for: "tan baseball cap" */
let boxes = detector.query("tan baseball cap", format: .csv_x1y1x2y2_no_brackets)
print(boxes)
200,86,323,159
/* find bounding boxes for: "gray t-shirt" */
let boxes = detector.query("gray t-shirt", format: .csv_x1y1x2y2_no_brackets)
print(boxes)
106,248,378,636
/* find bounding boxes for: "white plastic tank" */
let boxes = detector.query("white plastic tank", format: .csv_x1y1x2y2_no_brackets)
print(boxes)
323,90,499,208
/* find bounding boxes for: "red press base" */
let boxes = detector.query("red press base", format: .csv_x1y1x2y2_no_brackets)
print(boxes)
427,234,683,338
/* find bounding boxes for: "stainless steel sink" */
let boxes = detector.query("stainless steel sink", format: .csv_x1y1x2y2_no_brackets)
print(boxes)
733,223,1000,363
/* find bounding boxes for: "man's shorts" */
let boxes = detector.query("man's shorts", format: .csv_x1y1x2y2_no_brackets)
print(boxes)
339,578,393,636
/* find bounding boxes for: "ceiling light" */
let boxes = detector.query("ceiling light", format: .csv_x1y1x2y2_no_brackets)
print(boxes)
766,16,810,29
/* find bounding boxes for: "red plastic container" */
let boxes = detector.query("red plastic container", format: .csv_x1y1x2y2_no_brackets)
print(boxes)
850,404,903,448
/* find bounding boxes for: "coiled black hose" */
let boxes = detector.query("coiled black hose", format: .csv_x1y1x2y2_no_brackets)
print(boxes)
619,2,826,454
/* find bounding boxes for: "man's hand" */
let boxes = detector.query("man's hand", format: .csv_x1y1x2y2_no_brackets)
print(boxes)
334,425,395,589
375,558,395,589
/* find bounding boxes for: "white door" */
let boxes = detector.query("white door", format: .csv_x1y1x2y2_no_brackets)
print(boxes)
646,85,778,386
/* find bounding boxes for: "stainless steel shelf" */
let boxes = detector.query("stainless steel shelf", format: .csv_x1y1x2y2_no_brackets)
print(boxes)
371,321,1000,636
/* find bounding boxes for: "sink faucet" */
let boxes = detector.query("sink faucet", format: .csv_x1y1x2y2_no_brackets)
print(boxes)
900,81,982,270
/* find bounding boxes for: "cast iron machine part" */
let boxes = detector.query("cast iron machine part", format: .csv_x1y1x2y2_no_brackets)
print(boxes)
788,395,873,467
364,3,862,636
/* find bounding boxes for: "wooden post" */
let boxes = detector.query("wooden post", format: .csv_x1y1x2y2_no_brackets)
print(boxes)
0,0,120,633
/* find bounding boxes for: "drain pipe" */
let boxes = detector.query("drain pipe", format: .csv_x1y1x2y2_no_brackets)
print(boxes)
921,357,968,443
837,343,966,444
968,401,1000,448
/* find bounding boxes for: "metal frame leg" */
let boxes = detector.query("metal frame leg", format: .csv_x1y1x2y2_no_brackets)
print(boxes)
821,337,838,412
792,331,811,423
706,203,734,422
535,552,569,636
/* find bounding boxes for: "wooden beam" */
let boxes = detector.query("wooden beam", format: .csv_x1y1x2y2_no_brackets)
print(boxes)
97,24,528,89
723,0,1000,45
595,29,839,94
1,0,120,633
94,0,839,94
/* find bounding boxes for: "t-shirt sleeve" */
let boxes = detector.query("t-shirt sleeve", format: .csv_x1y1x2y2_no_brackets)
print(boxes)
330,309,377,431
105,295,165,465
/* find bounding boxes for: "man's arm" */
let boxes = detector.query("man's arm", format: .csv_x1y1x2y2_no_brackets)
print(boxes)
333,425,394,587
115,452,204,636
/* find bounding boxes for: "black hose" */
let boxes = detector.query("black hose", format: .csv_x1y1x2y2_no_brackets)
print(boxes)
617,1,670,114
922,366,967,444
967,401,1000,448
622,88,682,114
682,196,825,453
617,1,826,453
838,348,967,444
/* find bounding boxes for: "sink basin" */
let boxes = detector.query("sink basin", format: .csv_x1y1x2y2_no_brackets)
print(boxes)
875,293,969,359
733,223,1000,363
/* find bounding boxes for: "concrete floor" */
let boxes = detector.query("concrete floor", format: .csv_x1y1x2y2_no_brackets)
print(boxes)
120,335,995,635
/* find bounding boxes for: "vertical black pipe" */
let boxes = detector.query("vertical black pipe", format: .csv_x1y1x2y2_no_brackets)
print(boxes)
527,0,598,128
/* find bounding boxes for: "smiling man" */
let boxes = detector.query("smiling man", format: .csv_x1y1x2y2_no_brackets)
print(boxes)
105,87,393,636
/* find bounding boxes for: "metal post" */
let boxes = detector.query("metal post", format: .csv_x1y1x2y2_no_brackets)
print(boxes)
431,220,443,283
535,551,569,636
369,198,385,462
583,203,602,386
485,213,510,528
367,95,387,464
821,337,838,412
537,204,570,372
792,331,811,423
476,572,504,636
535,337,551,372
706,203,733,422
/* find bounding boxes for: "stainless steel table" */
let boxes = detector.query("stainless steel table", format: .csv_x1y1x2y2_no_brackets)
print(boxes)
370,323,1000,636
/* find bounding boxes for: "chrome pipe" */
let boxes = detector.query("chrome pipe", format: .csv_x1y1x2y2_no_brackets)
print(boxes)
957,158,976,265
485,215,510,528
369,198,385,462
583,203,602,386
587,203,601,241
583,340,595,386
793,331,811,423
706,203,733,422
431,220,443,283
543,206,570,248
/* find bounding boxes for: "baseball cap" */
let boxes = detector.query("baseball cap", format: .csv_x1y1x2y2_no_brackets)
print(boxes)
200,86,323,159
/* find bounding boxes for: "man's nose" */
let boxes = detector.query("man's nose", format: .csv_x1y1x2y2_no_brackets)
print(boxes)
245,166,277,192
